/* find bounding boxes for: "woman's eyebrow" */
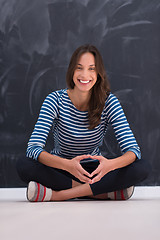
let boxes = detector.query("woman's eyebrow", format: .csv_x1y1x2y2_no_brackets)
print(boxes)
77,63,95,66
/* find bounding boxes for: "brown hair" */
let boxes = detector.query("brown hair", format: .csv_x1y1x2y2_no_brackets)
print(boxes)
66,44,110,129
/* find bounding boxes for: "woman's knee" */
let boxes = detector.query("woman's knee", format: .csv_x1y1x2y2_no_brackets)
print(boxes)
16,157,34,183
16,158,25,181
140,159,151,179
132,159,151,182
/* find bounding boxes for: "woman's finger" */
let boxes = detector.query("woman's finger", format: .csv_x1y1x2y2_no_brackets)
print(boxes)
90,165,101,177
77,171,92,183
91,172,103,184
90,155,103,161
76,155,91,161
78,164,91,178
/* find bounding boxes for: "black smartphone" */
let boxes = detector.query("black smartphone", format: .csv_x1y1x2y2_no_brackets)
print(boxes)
80,158,99,164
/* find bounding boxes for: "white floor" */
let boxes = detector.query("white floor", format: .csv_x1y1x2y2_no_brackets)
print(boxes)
0,187,160,240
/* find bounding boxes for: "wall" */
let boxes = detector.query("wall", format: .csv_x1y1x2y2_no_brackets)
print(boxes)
0,0,160,187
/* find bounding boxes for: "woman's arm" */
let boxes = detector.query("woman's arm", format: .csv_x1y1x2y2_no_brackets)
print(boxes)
38,151,92,183
26,92,59,160
89,94,141,184
90,151,136,184
38,151,68,170
109,150,136,169
105,93,141,160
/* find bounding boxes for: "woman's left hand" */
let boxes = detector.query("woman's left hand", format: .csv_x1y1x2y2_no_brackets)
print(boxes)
89,155,115,184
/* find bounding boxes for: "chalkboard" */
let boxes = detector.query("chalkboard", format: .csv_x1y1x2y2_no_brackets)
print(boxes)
0,0,160,187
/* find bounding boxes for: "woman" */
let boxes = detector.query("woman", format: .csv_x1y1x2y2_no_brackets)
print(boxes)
17,44,150,202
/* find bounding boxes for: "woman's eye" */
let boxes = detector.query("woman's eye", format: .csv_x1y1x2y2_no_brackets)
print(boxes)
89,68,95,71
77,66,82,70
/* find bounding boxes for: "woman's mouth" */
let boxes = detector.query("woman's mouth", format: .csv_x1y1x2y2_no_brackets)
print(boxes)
78,79,91,84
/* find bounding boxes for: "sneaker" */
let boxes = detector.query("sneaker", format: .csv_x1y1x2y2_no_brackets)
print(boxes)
108,186,134,200
27,181,52,202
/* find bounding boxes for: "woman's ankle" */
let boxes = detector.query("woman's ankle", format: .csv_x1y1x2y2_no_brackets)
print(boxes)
51,183,93,201
51,190,71,201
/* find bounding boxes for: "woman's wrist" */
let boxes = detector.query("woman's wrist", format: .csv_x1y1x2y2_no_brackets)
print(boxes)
38,151,69,170
109,151,136,170
60,158,71,171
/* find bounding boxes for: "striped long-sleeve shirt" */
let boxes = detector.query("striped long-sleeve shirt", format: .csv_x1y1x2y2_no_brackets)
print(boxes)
26,88,141,160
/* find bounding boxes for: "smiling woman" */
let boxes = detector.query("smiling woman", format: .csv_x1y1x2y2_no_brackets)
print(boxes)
67,52,98,112
16,44,150,202
66,45,110,129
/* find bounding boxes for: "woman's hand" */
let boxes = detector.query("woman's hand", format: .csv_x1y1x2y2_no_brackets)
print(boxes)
66,155,92,183
89,155,115,184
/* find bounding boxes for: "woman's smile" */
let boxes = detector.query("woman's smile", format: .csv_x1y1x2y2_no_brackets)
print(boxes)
78,79,92,84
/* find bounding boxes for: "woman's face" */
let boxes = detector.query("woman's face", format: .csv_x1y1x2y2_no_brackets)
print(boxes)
72,52,97,93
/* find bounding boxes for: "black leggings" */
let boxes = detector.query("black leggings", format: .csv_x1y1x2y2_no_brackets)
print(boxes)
16,157,151,196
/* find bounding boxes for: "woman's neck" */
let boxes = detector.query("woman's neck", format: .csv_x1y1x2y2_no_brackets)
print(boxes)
67,88,91,111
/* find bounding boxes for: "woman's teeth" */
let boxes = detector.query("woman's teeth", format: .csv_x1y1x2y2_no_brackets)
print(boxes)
79,80,90,83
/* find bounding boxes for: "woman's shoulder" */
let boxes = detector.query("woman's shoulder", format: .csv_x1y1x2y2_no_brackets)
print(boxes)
46,88,67,101
105,92,119,106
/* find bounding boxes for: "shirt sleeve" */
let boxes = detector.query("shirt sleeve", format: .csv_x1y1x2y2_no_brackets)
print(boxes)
26,92,59,160
105,93,141,160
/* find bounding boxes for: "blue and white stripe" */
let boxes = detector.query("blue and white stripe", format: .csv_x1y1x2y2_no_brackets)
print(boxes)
104,93,141,159
26,89,141,160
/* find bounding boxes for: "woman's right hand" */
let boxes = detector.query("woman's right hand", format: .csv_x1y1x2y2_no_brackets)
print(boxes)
66,155,92,183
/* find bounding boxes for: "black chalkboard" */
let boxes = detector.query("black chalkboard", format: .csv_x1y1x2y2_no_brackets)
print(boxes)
0,0,159,187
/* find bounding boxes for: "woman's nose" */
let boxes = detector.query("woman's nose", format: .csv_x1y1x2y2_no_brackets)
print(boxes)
81,69,89,78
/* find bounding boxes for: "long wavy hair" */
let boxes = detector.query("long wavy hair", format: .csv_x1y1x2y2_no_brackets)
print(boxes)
66,44,111,129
